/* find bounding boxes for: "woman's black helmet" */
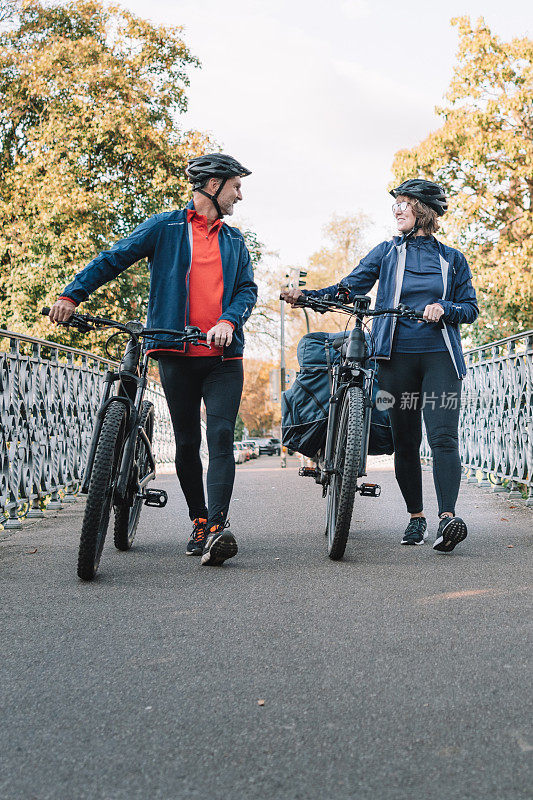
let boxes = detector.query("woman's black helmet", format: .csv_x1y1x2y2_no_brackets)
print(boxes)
390,179,448,216
186,154,252,189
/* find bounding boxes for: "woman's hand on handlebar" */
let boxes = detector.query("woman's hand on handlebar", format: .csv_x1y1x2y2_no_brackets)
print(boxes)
422,303,445,323
49,298,77,324
280,288,304,306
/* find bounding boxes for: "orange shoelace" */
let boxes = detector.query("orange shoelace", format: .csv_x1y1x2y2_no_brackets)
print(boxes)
192,518,207,541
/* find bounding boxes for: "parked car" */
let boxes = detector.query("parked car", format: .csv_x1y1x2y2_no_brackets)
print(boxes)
233,443,246,464
242,440,260,458
257,437,282,456
241,442,253,461
234,442,252,461
269,438,282,455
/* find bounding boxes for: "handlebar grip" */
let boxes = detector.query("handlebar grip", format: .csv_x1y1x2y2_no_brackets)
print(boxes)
41,307,50,316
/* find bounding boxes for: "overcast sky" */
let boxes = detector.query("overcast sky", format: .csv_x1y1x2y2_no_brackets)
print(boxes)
123,0,530,267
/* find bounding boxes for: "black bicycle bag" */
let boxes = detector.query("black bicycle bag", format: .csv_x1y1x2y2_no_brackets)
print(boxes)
281,332,394,459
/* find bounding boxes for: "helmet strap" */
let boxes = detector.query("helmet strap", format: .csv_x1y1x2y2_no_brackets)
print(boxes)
402,219,420,243
196,177,227,219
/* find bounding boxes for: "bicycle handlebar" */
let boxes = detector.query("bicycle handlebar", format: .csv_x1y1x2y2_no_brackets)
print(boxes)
278,296,426,321
40,307,208,342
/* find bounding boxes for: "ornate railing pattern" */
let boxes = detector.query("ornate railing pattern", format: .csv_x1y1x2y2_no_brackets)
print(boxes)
421,330,533,505
0,329,177,529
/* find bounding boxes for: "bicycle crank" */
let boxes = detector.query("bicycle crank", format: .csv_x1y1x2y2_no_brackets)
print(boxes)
143,488,168,507
299,466,319,478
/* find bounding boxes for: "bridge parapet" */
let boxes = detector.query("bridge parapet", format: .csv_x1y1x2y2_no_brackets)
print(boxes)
421,330,533,505
0,329,176,529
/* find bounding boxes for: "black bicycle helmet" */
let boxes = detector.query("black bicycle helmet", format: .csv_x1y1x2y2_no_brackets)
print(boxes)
390,179,448,216
185,154,251,218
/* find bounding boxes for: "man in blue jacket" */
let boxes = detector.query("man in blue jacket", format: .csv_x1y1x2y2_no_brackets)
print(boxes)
50,154,257,566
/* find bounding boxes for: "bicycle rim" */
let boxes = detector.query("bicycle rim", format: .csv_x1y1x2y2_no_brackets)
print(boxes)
327,386,364,560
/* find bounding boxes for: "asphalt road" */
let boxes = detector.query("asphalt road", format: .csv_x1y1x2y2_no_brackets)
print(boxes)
1,456,532,800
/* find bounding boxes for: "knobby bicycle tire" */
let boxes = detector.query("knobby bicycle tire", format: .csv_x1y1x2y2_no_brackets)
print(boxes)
77,401,127,580
113,400,154,551
326,386,364,560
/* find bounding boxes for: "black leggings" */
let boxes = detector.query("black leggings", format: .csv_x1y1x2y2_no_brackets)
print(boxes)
158,356,244,527
378,351,462,517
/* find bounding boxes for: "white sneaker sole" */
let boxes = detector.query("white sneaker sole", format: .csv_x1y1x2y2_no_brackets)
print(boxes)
201,532,238,566
401,531,428,545
433,517,467,552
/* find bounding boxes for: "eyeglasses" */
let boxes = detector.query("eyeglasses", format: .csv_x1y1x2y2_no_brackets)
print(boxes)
392,201,412,214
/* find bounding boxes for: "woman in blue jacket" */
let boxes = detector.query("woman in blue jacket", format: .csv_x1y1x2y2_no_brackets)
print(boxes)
282,179,478,552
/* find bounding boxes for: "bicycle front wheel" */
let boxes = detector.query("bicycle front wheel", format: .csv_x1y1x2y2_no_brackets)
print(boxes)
77,401,127,580
326,386,364,560
114,400,154,551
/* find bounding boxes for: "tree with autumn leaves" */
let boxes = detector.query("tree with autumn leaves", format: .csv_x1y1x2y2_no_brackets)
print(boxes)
0,0,211,347
392,16,533,342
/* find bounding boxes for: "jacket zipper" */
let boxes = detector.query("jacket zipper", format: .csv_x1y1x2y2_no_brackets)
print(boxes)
184,221,194,353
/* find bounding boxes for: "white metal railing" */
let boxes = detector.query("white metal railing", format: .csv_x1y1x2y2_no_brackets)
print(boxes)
421,330,533,505
0,329,180,529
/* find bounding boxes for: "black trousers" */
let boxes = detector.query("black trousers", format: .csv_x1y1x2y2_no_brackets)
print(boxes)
378,351,462,517
158,356,244,527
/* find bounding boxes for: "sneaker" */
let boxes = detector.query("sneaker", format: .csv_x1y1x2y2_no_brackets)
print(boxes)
186,517,207,556
433,516,468,552
401,517,428,545
201,521,238,566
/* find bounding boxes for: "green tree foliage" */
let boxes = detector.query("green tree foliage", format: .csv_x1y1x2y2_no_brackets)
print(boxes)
0,0,211,347
392,16,533,342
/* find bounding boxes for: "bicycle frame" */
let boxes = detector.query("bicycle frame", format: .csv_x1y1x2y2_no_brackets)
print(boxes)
42,310,208,505
288,294,425,492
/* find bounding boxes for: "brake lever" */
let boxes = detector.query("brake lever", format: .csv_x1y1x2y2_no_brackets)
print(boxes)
54,317,94,333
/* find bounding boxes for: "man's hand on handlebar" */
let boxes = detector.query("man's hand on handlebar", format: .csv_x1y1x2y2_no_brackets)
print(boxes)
49,298,77,324
280,288,304,306
206,321,233,348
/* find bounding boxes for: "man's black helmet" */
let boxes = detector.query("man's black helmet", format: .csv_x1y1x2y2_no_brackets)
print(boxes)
186,154,252,189
390,179,448,216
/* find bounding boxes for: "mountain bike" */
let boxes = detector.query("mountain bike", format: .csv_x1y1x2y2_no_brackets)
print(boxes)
41,308,208,580
293,293,425,560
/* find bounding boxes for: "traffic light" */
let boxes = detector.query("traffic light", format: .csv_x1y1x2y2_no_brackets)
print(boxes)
285,267,307,289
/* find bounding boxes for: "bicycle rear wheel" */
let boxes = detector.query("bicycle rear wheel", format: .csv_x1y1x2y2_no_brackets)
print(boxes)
114,400,154,551
77,401,127,580
326,386,364,560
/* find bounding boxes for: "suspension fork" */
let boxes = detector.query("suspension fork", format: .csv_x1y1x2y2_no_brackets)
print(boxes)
115,356,152,504
359,370,375,478
323,366,345,476
80,370,119,494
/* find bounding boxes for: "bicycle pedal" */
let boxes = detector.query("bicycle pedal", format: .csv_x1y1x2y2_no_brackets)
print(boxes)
143,488,168,507
359,483,381,497
299,467,319,478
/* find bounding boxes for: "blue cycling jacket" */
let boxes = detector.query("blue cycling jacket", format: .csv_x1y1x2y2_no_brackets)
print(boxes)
304,236,478,378
60,201,258,357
